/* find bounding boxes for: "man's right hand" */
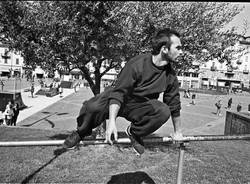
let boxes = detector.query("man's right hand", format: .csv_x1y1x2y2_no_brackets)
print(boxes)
104,119,118,145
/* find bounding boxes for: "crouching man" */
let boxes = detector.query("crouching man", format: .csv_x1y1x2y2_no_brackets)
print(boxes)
63,28,184,155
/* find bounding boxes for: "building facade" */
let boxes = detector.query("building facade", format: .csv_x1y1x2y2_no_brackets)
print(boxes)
0,43,24,77
177,43,250,91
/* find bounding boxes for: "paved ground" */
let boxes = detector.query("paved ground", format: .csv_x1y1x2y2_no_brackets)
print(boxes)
12,85,250,137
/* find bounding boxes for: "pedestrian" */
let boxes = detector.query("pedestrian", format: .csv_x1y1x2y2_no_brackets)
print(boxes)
215,99,222,116
30,83,34,98
0,79,4,91
237,102,242,112
4,103,14,126
59,85,63,97
187,89,190,98
12,103,20,126
227,97,232,110
73,80,78,93
62,28,184,155
191,93,196,105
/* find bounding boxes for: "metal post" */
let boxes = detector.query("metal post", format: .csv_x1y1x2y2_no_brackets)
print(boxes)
176,143,185,184
13,77,16,100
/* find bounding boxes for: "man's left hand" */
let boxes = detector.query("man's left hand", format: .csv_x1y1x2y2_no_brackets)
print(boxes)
170,131,184,142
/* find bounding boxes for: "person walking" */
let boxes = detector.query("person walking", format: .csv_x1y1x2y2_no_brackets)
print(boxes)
227,97,232,110
4,103,14,126
191,93,196,105
11,103,20,126
237,102,242,112
30,83,35,98
215,99,222,116
62,28,184,155
59,85,63,98
0,79,4,91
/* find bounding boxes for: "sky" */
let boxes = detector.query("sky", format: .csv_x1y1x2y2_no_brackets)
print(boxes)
224,3,250,36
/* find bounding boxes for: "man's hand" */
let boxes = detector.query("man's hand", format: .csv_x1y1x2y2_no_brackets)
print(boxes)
170,131,184,143
104,119,118,145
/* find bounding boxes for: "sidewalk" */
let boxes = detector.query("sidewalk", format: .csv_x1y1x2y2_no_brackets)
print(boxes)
2,86,241,136
16,86,76,123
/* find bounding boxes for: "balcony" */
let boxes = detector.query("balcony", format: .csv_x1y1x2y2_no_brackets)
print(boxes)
243,70,249,74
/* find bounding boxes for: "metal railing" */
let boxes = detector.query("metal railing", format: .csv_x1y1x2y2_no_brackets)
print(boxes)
1,134,250,184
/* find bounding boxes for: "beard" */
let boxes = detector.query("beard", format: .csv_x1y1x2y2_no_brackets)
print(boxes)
161,52,175,63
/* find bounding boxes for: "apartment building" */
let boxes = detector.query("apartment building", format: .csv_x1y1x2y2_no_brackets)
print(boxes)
0,42,24,77
177,43,250,91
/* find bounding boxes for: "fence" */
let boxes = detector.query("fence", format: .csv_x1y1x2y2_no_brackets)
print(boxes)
1,134,250,184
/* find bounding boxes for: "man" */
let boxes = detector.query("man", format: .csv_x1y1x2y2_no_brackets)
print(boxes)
237,102,242,112
63,28,183,155
0,79,4,91
227,97,232,110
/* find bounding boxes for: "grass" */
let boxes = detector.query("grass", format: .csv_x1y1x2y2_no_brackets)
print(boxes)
0,126,249,184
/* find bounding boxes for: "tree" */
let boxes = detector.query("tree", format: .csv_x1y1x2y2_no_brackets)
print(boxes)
0,1,131,95
0,1,244,94
117,2,244,73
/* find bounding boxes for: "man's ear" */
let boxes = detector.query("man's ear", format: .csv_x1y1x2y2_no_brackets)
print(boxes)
162,45,169,54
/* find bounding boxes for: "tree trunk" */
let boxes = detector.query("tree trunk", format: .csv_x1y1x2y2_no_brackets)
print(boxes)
80,65,106,138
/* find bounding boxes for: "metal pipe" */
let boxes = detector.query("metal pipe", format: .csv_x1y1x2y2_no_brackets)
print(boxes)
177,143,185,184
0,134,250,147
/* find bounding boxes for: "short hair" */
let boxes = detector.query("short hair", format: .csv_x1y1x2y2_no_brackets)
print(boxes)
151,28,180,55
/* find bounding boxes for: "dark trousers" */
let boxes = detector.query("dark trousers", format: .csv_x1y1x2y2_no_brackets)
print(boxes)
76,88,171,138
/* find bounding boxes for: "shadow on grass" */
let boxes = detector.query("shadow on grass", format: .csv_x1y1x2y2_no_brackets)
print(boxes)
21,112,57,127
107,171,156,184
49,133,70,140
21,146,74,184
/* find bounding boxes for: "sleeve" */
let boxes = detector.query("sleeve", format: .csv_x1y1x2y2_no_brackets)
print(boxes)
163,76,181,117
109,62,137,106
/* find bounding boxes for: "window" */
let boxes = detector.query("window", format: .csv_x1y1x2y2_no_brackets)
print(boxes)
192,73,198,78
16,58,19,65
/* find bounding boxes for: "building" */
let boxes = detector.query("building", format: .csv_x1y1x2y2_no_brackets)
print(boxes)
0,42,24,77
177,42,250,91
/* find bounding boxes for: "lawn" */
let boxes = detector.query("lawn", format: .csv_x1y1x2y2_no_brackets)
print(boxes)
0,126,249,184
1,89,250,183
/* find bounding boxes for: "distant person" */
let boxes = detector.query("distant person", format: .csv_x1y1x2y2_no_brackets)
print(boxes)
191,93,196,105
183,90,188,98
59,84,63,98
4,103,14,126
31,83,35,98
73,80,78,93
227,97,232,110
0,79,4,91
187,89,190,98
12,103,20,126
237,103,242,112
215,99,222,116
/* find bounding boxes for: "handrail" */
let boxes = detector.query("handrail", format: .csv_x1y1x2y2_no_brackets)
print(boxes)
0,134,249,147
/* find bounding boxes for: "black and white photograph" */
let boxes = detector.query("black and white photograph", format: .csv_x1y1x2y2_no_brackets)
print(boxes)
0,1,250,183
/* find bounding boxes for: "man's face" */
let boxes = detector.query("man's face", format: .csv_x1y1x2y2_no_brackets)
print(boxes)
162,35,182,62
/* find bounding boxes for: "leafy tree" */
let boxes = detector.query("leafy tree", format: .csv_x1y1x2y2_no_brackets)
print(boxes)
0,1,244,94
117,2,244,72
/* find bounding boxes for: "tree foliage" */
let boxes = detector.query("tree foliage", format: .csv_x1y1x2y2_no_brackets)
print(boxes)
0,1,244,95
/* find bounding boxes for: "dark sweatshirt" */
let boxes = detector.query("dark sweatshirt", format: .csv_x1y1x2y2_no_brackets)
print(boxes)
109,53,181,117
